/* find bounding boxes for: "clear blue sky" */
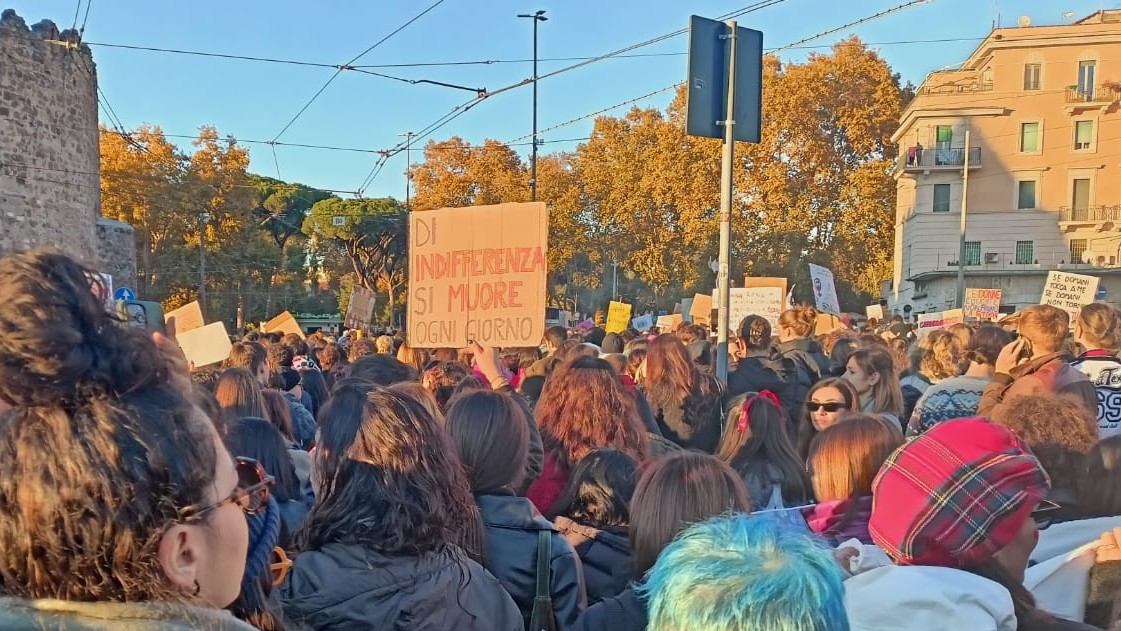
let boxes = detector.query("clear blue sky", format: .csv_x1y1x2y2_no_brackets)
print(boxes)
10,0,1117,200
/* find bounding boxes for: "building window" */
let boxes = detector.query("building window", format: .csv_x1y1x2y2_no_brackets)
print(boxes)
1020,122,1040,153
935,125,953,150
1017,180,1037,209
1075,120,1094,150
964,241,981,266
933,184,951,212
1078,60,1097,99
1024,63,1041,90
1070,239,1088,264
1015,240,1034,265
1072,178,1091,220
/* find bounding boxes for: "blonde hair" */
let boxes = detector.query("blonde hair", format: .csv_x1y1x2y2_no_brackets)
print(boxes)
375,335,395,355
778,306,818,339
913,330,966,381
1017,305,1070,354
848,347,904,417
1077,303,1121,352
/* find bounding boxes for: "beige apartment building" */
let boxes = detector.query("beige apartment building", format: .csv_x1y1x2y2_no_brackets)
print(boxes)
887,10,1121,316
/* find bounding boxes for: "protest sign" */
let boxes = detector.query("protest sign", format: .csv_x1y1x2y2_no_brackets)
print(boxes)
916,312,943,336
808,264,841,314
164,301,204,337
716,286,784,332
689,293,713,325
407,202,548,348
1042,271,1100,319
814,313,847,336
631,314,655,332
176,321,232,369
866,304,884,321
264,311,304,339
681,298,694,323
344,286,377,330
744,277,788,302
656,314,683,331
605,301,633,334
963,288,1002,321
942,308,964,327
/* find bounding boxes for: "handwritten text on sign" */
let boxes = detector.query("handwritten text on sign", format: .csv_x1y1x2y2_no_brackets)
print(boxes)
1042,271,1099,319
408,202,548,348
963,288,1002,321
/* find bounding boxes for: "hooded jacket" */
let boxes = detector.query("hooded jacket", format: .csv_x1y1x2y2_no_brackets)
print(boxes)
476,493,587,630
844,565,1017,631
554,516,631,605
978,352,1097,422
278,542,522,631
0,598,258,631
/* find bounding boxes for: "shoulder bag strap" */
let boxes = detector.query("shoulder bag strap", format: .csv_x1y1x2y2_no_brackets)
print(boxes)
529,529,556,631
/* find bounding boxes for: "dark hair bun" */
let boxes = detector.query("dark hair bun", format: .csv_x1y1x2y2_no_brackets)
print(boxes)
0,250,168,408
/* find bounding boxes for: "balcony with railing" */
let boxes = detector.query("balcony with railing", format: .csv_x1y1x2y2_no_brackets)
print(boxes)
1064,84,1121,109
898,146,982,173
1059,204,1121,223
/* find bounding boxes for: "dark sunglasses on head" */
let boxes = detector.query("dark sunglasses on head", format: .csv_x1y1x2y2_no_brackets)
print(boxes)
179,457,274,521
1031,498,1061,530
807,402,846,413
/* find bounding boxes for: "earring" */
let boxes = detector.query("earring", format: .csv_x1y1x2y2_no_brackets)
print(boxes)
193,580,201,597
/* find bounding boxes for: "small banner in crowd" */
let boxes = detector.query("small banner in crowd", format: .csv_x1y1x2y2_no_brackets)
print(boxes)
164,301,204,337
631,314,655,332
605,301,633,334
177,321,232,369
345,286,377,330
1042,271,1100,320
689,293,713,325
657,313,683,331
680,298,695,323
942,308,964,327
808,264,841,314
264,311,305,339
715,286,784,333
408,202,549,348
866,304,884,321
963,288,1002,321
916,312,943,336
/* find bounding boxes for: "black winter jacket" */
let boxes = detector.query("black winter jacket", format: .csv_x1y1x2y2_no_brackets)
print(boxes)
772,338,830,427
572,585,646,631
278,542,522,631
554,517,630,605
477,493,587,630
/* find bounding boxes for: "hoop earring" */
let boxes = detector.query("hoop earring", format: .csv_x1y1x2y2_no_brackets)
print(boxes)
193,580,201,597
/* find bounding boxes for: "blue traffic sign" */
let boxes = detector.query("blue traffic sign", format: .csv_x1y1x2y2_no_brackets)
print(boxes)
114,287,136,301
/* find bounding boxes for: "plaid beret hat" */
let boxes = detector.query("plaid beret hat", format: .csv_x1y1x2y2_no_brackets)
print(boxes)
869,418,1050,568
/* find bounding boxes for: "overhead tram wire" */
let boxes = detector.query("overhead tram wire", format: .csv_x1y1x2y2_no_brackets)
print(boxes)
506,0,937,145
353,0,794,195
270,0,448,143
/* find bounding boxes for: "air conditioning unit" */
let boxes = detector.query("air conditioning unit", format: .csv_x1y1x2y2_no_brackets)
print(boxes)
332,216,346,226
984,252,1000,264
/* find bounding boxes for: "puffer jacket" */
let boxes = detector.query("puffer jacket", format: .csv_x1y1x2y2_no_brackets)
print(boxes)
477,493,587,630
0,598,257,631
278,542,522,631
554,516,631,605
572,585,646,631
978,352,1097,422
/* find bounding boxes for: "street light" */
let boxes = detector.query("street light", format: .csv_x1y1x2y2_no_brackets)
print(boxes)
517,9,547,201
198,212,211,316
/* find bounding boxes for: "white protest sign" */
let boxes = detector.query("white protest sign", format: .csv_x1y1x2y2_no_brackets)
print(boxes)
866,304,884,321
808,264,841,314
963,288,1002,321
916,312,943,337
941,308,964,327
1042,271,1100,320
407,202,549,348
715,286,784,332
165,301,205,337
177,321,232,369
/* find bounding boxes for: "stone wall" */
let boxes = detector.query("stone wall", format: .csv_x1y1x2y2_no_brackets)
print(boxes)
0,9,135,287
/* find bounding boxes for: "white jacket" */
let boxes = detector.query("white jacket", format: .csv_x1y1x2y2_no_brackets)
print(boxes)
1025,515,1121,623
1070,352,1121,438
845,565,1016,631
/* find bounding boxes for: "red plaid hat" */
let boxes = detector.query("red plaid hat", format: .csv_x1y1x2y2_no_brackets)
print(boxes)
869,418,1050,568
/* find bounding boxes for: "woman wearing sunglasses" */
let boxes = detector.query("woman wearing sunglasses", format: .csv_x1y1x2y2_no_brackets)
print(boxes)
278,389,522,630
797,378,860,460
846,418,1095,631
0,250,257,630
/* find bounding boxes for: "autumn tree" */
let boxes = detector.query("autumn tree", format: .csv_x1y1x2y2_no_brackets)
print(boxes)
409,137,529,211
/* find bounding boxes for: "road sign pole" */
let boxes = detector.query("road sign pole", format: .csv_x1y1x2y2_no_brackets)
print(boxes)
715,20,738,382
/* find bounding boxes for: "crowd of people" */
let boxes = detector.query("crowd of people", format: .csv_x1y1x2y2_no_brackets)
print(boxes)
5,248,1121,630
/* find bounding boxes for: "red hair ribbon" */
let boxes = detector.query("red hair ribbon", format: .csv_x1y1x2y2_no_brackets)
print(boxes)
738,389,781,432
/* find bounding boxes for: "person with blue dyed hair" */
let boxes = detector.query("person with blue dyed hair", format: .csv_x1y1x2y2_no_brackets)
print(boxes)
640,514,849,631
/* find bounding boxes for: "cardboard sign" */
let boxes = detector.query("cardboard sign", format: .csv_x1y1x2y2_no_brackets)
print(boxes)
605,301,633,334
164,301,204,337
866,304,884,321
744,277,788,303
264,311,305,339
689,293,713,325
177,321,232,369
814,313,848,336
963,288,1002,321
1042,271,1100,320
344,286,377,330
808,264,841,314
941,308,964,327
916,312,942,336
656,314,683,331
408,202,549,348
631,314,655,332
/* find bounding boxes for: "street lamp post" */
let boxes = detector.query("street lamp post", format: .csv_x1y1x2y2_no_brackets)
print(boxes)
517,10,547,201
198,212,210,316
400,131,415,210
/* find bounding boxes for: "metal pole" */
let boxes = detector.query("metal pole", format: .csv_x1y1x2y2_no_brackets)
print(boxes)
198,212,209,316
401,131,414,209
716,20,738,382
530,16,539,201
956,129,971,307
612,260,618,301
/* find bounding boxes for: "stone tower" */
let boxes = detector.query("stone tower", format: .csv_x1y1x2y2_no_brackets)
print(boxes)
0,9,135,286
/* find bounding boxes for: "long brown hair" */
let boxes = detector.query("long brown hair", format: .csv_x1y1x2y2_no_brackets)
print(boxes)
535,357,647,471
847,347,904,418
629,452,750,578
717,393,810,503
260,389,295,443
808,413,903,502
644,334,700,409
446,390,529,494
778,306,817,339
215,367,268,422
798,378,860,459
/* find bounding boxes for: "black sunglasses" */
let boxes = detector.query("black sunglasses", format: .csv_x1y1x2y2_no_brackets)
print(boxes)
1031,498,1061,530
807,401,846,413
179,457,274,520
